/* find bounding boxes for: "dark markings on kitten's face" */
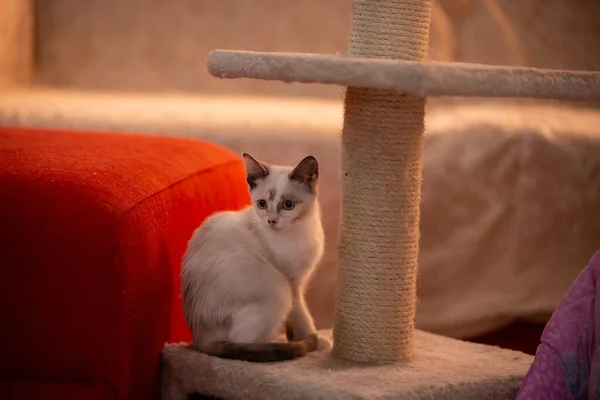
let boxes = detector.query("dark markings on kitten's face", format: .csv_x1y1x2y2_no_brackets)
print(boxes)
291,207,309,223
276,198,303,213
277,191,302,213
247,175,264,190
268,190,276,201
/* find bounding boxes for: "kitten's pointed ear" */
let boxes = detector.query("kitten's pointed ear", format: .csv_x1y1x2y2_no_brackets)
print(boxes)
242,153,269,189
290,156,319,192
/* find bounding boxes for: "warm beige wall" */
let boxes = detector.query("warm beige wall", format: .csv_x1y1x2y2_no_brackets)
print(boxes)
30,0,600,97
33,0,354,98
30,0,451,98
0,0,33,87
439,0,600,70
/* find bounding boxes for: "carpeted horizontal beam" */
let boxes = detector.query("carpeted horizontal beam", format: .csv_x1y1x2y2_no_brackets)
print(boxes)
207,50,600,101
161,329,533,400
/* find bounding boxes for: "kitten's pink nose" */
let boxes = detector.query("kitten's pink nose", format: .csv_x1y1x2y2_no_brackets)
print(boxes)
268,219,278,226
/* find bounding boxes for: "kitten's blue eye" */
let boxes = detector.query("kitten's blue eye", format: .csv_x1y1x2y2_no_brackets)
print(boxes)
282,200,295,210
257,199,268,209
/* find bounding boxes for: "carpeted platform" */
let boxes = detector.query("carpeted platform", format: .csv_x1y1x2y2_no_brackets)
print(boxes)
162,329,533,400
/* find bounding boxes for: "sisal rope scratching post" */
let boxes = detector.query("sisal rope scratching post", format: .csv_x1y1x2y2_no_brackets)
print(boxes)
333,0,429,364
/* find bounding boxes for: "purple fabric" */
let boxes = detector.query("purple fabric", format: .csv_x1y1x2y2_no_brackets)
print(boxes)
517,250,600,400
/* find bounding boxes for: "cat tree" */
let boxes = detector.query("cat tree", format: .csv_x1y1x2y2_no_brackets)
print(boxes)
162,0,600,399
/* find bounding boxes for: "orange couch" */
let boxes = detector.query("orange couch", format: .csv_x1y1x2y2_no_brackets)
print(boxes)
0,127,250,400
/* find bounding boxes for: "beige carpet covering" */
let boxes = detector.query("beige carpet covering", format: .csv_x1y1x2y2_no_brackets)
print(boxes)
207,51,600,101
162,329,533,400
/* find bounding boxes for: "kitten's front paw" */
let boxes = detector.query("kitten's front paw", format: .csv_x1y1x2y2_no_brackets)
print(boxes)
316,335,332,351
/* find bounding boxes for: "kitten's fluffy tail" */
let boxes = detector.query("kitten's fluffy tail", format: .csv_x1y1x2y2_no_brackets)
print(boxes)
209,334,318,363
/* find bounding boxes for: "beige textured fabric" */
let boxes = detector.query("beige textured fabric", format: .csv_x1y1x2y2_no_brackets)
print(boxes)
332,0,431,364
161,329,533,400
418,102,600,338
0,0,33,87
208,51,600,101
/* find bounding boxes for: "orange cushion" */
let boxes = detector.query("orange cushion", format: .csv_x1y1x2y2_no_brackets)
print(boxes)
0,127,251,400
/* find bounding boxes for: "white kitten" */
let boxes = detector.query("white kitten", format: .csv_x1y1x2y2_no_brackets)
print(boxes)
181,153,326,362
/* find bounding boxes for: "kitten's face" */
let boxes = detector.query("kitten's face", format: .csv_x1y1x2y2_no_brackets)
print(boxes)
243,154,319,231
